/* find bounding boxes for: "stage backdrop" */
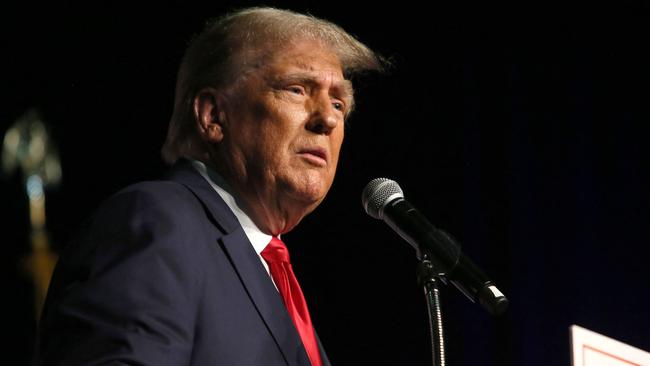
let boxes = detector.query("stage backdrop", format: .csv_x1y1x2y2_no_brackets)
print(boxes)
2,3,649,365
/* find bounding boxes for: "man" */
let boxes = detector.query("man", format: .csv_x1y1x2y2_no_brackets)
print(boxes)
35,7,381,366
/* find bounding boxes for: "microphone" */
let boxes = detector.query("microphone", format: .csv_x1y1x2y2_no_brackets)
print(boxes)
362,178,509,315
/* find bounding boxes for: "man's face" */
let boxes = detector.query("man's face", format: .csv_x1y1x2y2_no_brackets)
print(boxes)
217,40,351,233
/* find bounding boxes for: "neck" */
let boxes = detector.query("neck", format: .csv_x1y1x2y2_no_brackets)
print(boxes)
199,158,311,236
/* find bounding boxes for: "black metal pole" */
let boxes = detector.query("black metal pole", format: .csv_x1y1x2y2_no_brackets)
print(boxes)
417,258,446,366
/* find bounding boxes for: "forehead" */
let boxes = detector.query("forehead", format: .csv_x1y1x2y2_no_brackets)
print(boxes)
263,40,344,77
260,40,352,92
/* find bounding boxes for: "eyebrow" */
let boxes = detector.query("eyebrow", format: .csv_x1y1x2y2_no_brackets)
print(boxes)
270,73,355,102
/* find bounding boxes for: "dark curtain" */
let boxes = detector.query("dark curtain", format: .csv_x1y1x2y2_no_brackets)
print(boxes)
2,3,648,365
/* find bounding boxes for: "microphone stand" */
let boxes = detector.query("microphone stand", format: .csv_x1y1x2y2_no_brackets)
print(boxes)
417,254,446,366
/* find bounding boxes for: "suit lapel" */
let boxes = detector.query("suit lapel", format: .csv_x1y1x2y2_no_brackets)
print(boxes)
221,231,310,366
316,332,332,366
167,161,311,366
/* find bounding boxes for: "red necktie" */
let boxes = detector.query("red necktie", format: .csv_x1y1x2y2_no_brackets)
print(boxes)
261,237,323,366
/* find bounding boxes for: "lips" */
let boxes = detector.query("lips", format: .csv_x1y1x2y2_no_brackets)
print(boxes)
298,147,328,166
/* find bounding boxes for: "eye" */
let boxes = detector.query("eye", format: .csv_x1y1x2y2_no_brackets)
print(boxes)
287,85,305,95
332,101,345,111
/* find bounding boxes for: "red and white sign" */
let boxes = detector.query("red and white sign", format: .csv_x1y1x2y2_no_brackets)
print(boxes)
571,325,650,366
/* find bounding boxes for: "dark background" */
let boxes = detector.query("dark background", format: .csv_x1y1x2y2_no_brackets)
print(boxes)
2,2,649,365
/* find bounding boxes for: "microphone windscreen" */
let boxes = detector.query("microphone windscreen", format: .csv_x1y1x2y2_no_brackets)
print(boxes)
362,178,403,219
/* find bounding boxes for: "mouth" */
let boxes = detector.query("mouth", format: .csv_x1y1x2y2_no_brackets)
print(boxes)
298,147,328,166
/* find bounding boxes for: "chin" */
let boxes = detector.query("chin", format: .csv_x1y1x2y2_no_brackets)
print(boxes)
286,174,331,207
294,187,327,207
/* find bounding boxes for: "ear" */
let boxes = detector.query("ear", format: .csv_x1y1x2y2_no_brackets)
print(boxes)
193,87,226,143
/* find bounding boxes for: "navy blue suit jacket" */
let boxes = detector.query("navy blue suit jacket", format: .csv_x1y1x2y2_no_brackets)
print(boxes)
35,160,331,366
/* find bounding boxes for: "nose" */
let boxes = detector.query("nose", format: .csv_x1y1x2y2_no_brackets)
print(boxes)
306,92,340,135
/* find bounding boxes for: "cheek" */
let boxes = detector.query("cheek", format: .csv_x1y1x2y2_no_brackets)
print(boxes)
267,110,307,156
330,129,345,162
243,103,290,159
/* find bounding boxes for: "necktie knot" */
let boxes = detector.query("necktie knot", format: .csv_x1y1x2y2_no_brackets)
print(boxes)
261,236,291,263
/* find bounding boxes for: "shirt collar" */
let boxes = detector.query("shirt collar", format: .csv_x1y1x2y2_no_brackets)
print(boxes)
190,159,273,256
